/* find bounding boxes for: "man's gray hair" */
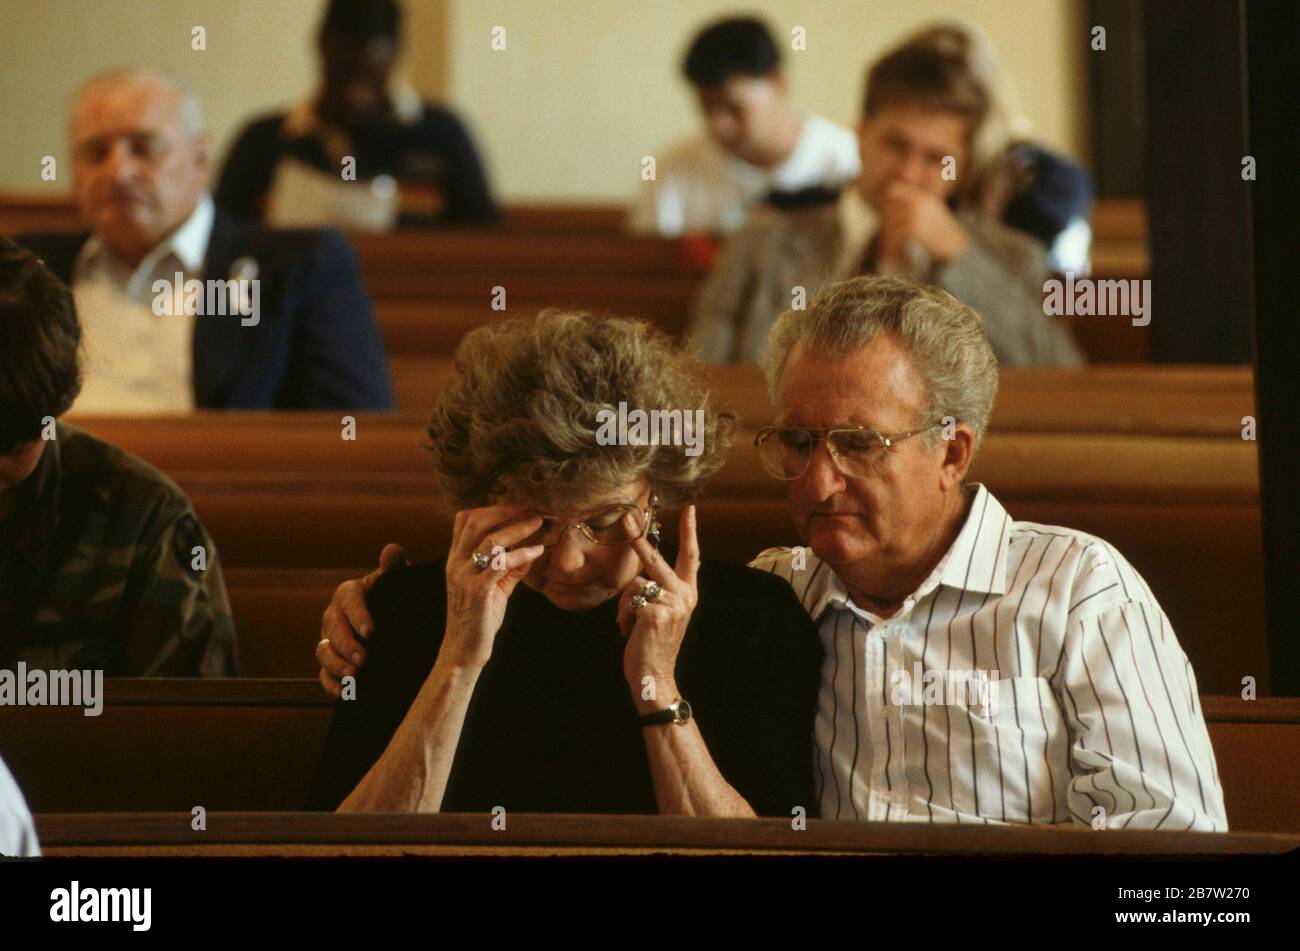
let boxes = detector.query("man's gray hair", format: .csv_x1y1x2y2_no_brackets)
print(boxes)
760,276,1000,451
72,67,206,140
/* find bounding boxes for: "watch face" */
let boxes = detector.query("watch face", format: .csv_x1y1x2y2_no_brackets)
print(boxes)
675,699,693,722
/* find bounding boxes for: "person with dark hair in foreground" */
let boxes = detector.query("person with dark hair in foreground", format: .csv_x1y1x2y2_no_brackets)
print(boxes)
216,0,498,228
0,237,237,676
628,15,860,237
307,311,820,816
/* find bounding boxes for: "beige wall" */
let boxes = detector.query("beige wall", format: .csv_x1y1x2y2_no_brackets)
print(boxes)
446,0,1091,202
0,0,1089,203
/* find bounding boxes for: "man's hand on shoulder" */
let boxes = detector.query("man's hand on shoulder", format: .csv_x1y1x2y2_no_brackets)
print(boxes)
317,543,409,697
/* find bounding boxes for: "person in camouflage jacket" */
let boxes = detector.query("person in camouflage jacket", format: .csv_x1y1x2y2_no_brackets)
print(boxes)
0,237,236,676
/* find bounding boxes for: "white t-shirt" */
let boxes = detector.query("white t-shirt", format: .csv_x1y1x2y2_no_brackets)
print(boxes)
0,755,40,857
629,114,860,236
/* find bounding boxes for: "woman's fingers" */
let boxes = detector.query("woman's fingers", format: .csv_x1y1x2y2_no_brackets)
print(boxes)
450,500,533,562
315,639,353,685
375,543,410,575
494,544,546,579
627,513,680,590
616,575,647,638
675,504,700,587
482,514,545,554
318,667,342,699
322,580,369,660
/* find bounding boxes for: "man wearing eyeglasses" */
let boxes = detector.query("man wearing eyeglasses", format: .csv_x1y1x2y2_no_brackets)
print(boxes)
19,67,394,411
746,276,1224,829
319,276,1225,830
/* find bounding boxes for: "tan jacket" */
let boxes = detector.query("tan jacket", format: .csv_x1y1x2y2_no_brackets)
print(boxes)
687,188,1085,366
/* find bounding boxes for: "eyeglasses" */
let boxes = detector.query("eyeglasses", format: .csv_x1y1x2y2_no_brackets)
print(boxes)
74,132,172,166
753,424,940,480
517,501,658,548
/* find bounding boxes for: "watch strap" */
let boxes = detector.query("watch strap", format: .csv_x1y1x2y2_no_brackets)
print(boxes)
638,697,689,728
638,707,678,727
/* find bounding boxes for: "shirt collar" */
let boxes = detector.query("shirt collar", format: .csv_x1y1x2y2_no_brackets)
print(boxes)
77,192,215,279
934,484,1012,597
811,484,1013,623
164,192,216,273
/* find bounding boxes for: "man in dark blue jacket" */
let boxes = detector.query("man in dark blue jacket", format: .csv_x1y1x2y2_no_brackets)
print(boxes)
20,66,394,412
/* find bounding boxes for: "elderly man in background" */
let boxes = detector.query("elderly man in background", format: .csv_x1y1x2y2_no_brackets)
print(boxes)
688,27,1085,367
18,67,393,412
318,276,1225,831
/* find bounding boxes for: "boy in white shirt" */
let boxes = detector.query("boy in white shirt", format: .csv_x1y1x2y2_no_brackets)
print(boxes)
628,16,860,237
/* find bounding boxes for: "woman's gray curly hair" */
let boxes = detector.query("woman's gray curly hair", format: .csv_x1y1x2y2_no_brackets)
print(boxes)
427,310,737,511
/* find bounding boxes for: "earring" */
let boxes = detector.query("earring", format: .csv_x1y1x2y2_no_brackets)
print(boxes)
647,494,662,548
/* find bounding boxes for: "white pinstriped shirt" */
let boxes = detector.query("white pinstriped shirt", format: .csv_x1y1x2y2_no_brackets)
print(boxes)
751,484,1228,830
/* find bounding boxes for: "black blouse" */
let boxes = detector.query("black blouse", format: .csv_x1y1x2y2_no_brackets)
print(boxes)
307,555,822,817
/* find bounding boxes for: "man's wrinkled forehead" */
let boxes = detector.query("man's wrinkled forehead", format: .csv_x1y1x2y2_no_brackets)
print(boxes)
71,80,184,143
775,340,927,425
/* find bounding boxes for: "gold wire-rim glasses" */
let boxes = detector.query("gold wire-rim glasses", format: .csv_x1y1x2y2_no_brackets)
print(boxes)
753,424,942,480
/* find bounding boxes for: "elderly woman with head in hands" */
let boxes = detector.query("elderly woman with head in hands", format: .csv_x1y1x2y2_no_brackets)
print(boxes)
307,310,821,817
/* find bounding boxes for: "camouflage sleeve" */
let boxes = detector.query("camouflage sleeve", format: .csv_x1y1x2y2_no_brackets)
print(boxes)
119,507,240,677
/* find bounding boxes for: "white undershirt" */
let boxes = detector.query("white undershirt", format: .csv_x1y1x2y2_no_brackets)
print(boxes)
628,114,861,236
69,195,215,415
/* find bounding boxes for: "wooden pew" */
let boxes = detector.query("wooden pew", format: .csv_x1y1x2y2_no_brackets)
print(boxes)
1202,696,1300,835
3,193,1153,362
146,431,1263,692
350,229,705,276
117,479,1261,690
1092,198,1148,242
4,681,1295,835
365,272,700,319
377,298,1163,373
219,485,1266,697
71,361,1258,475
226,569,342,677
503,203,627,235
70,365,1257,466
381,356,1257,424
0,680,331,812
1,192,1149,247
34,812,1299,857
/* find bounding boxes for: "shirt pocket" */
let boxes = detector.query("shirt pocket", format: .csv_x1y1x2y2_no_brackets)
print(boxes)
952,676,1064,824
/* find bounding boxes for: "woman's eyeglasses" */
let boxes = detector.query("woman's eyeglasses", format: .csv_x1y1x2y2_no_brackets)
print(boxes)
518,501,657,548
753,424,940,480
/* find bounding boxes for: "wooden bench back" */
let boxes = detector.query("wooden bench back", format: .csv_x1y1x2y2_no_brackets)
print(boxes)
3,684,1292,834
